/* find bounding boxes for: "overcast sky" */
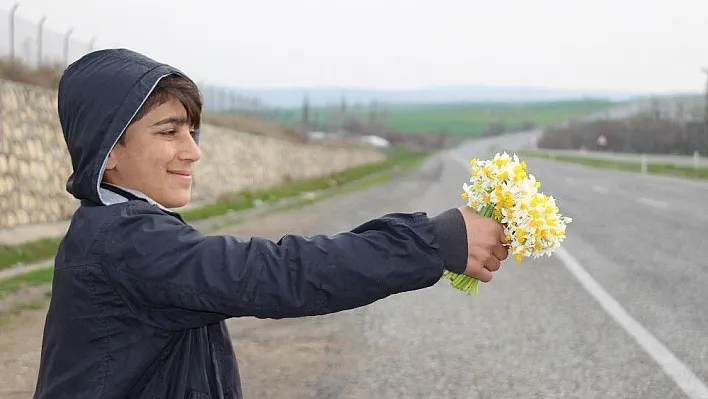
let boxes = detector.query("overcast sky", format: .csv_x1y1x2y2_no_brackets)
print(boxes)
1,0,707,94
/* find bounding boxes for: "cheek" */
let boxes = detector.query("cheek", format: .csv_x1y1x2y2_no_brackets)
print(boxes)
157,147,180,168
119,152,162,179
138,145,176,171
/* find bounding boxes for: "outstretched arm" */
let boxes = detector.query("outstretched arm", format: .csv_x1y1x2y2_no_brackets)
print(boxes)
100,202,469,330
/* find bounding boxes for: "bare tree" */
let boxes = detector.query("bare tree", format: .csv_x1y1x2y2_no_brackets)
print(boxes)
301,94,310,133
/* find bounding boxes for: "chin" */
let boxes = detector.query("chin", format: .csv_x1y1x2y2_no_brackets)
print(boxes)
165,200,189,209
159,191,191,209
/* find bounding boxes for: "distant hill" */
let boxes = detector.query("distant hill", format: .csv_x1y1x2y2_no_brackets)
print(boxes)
201,84,661,108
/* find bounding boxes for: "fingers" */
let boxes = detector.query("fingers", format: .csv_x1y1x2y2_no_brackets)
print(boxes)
484,256,501,272
492,244,509,262
465,251,500,281
494,222,509,260
459,211,510,284
476,268,493,283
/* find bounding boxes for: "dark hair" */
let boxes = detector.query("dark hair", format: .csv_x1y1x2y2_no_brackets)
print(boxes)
118,74,203,144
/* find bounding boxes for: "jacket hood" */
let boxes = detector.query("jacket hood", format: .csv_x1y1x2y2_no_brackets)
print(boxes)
58,48,195,205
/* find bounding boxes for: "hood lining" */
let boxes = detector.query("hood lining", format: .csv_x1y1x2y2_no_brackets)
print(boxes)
100,183,174,213
96,72,172,207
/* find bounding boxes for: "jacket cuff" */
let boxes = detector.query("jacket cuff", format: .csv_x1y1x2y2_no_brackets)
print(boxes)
430,208,467,274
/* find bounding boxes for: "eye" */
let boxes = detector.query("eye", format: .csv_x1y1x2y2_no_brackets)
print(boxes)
159,130,177,136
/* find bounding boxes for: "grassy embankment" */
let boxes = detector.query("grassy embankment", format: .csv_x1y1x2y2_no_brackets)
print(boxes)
518,150,708,180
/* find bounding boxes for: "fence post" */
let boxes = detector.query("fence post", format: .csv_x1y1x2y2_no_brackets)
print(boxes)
694,151,700,169
36,16,47,66
9,3,20,60
640,154,647,174
63,28,74,66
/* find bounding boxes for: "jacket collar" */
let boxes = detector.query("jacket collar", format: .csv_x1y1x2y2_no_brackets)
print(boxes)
99,182,184,221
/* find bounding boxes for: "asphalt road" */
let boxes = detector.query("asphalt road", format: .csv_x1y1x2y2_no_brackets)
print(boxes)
448,133,708,399
227,131,708,399
2,130,703,398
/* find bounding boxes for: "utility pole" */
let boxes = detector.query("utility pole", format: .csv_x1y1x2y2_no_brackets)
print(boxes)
651,98,661,122
379,103,389,134
368,100,377,134
702,68,708,125
339,97,348,134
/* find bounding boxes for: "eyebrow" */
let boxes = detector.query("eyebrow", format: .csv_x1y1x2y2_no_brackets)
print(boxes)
151,116,191,127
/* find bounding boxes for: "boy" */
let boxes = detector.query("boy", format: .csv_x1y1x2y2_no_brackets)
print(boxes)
33,49,508,398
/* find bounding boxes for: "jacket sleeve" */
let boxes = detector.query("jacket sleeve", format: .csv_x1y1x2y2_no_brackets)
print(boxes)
99,202,468,330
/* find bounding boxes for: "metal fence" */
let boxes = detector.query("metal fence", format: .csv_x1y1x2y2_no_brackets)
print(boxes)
0,3,274,115
0,4,97,68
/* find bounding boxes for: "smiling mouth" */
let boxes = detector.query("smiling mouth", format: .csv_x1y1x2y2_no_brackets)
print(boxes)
169,171,192,179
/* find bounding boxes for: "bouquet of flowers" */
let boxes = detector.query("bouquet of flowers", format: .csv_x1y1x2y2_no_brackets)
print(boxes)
442,152,572,295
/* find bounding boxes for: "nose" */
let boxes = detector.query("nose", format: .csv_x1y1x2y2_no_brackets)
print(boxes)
177,128,202,163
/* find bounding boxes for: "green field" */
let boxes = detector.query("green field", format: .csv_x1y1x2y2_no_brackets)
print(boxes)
384,100,616,135
262,99,618,137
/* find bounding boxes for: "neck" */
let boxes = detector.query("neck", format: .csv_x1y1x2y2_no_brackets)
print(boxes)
99,182,174,214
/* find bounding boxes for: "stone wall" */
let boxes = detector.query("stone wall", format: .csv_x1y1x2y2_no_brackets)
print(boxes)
0,80,386,230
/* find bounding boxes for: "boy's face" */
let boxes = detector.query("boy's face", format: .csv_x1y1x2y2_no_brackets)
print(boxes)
104,97,201,208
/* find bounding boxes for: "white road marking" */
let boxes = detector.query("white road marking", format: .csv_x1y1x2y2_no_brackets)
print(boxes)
592,185,608,193
452,155,708,399
555,248,708,399
636,197,669,209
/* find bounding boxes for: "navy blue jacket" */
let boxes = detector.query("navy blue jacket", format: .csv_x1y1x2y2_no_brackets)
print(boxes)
33,49,469,399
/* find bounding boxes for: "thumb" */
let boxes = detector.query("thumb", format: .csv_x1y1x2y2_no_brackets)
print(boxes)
499,223,508,244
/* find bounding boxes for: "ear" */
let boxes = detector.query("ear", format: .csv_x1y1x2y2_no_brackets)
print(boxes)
105,150,118,170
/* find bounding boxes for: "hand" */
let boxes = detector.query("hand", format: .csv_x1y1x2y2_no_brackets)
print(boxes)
458,206,509,283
